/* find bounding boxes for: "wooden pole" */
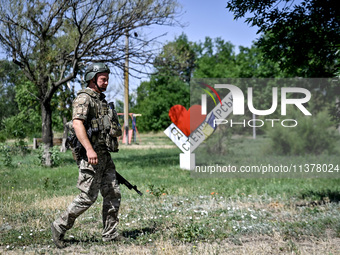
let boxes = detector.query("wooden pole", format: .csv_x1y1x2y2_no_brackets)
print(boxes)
124,32,129,145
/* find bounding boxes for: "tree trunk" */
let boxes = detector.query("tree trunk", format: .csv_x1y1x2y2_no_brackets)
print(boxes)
41,101,53,167
60,115,68,152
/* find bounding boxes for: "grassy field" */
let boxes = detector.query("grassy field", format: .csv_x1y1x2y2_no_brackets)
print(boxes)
0,133,340,254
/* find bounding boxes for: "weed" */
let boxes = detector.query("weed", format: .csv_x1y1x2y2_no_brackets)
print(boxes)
287,240,301,254
175,220,205,242
0,143,13,167
51,146,61,166
43,177,60,190
37,146,61,167
147,184,168,198
13,139,30,156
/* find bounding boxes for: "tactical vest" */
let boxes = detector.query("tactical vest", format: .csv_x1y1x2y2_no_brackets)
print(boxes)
67,88,122,158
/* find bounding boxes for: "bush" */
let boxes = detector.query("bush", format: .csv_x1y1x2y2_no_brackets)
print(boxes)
0,140,31,167
0,131,6,143
0,143,13,167
13,139,30,156
37,146,61,167
203,125,233,156
1,110,41,139
266,111,339,155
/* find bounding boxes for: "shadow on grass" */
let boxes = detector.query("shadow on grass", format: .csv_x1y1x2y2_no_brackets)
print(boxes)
63,235,101,245
121,225,157,239
62,226,157,246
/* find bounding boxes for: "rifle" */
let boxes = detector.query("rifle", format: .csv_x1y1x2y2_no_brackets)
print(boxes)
116,171,143,196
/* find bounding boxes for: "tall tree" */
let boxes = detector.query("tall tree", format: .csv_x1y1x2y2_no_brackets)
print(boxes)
134,36,290,132
193,37,237,78
153,33,196,83
0,0,181,165
235,45,284,78
134,35,193,131
226,0,340,77
134,76,189,131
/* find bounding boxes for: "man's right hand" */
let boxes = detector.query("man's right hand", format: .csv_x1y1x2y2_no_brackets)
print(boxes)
86,148,98,165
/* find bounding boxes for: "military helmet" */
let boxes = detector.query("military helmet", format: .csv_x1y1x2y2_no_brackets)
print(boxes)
84,62,110,82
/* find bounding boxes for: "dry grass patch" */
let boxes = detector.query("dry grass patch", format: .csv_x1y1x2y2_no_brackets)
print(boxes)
31,195,74,211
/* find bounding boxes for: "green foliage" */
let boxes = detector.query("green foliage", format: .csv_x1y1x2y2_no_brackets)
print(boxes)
266,111,339,155
147,184,168,198
235,46,285,78
13,139,30,156
0,76,73,139
175,220,207,242
133,35,195,132
135,35,287,132
50,146,61,167
193,37,237,78
42,177,60,190
154,34,196,83
37,146,61,167
0,143,13,167
2,110,40,139
1,79,41,138
193,37,286,79
0,60,20,126
134,76,189,132
0,139,30,167
226,0,340,77
51,83,76,132
201,125,233,156
0,131,6,142
329,100,340,128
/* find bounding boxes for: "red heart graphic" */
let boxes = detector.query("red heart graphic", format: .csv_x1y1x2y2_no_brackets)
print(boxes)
169,105,206,136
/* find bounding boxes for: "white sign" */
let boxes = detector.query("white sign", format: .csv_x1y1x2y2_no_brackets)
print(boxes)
189,92,233,152
164,92,233,153
163,123,190,153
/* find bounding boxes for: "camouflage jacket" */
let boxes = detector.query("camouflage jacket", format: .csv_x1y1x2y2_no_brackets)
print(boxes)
71,88,121,153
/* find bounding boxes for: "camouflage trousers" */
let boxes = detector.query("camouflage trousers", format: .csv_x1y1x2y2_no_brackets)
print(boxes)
53,150,121,241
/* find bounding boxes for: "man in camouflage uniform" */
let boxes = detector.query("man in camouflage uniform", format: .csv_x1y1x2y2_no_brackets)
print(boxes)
51,63,122,248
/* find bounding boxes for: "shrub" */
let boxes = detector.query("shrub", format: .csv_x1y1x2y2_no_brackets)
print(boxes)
147,184,168,198
37,146,61,167
0,143,13,167
0,131,6,143
202,125,234,156
0,140,31,167
266,111,339,155
13,139,30,156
